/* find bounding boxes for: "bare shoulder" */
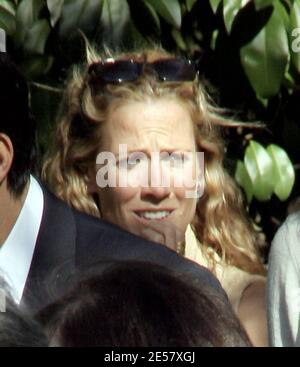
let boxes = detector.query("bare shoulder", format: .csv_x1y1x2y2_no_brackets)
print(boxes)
237,279,268,347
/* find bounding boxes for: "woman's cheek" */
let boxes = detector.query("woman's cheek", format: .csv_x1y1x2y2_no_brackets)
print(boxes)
117,163,149,190
168,164,197,198
112,169,141,203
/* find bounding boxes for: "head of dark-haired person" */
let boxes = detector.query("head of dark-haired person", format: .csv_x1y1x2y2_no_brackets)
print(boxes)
37,261,251,347
0,52,36,245
0,276,48,347
0,52,36,198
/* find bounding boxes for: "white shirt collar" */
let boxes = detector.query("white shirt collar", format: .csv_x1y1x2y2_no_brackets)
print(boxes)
0,176,44,303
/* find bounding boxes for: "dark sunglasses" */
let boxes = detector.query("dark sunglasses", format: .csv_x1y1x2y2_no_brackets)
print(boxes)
88,58,198,86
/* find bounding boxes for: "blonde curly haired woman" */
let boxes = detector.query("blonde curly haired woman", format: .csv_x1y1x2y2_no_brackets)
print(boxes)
42,46,267,346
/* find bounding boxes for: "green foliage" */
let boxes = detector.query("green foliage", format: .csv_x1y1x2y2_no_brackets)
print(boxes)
235,160,254,202
254,0,275,10
244,141,275,201
209,0,222,13
58,0,103,39
240,1,289,98
0,1,16,35
146,0,181,28
267,144,295,200
47,0,63,27
24,19,50,54
1,0,300,242
186,0,197,11
15,0,44,46
235,141,295,202
223,0,248,34
99,0,130,46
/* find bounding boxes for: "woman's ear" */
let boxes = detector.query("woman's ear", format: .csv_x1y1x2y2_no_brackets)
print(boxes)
0,133,13,184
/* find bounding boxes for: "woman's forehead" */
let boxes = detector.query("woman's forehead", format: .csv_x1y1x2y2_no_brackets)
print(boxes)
101,99,196,151
106,98,193,129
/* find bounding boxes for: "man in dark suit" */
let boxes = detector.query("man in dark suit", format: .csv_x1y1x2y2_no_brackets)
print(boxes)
0,48,226,314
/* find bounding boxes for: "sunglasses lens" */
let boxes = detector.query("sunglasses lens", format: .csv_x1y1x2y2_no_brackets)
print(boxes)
88,58,197,87
152,59,196,82
89,60,142,84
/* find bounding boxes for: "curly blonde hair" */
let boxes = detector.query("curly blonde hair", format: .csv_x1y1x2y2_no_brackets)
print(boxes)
42,45,265,275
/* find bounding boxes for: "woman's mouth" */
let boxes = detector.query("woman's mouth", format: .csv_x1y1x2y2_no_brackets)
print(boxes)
134,210,173,220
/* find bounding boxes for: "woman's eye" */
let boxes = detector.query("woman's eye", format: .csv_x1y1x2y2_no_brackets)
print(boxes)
118,153,147,169
128,157,141,166
161,153,186,165
172,153,183,161
128,153,146,165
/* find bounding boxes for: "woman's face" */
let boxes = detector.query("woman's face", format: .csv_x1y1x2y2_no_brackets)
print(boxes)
90,98,200,251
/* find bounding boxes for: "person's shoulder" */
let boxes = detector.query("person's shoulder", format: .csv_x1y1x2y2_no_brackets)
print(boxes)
283,211,300,229
272,212,300,257
238,278,268,346
275,211,300,242
72,204,122,235
42,184,118,234
220,263,266,312
40,183,227,297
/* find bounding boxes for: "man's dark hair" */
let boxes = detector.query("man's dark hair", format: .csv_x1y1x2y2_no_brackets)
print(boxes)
0,277,48,347
37,261,251,347
0,53,36,197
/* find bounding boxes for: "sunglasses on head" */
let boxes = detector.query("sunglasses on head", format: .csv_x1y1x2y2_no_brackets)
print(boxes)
88,58,198,86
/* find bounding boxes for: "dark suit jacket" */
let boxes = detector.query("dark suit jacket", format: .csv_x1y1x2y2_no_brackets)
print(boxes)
21,186,227,313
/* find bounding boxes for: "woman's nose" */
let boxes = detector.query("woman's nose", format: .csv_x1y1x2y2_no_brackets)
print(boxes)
140,184,171,204
139,156,172,202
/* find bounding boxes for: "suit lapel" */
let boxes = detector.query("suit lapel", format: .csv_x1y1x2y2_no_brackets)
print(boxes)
22,187,76,313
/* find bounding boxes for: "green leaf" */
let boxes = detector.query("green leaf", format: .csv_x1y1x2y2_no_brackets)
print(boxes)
254,0,275,10
244,140,275,201
210,0,222,13
0,0,15,14
172,28,187,50
256,94,269,108
99,0,130,46
186,0,197,12
127,20,148,48
266,144,295,201
210,29,218,50
0,0,16,36
24,19,50,54
59,0,102,38
223,0,239,34
15,0,44,46
290,0,300,73
223,0,251,34
240,1,289,98
276,0,289,31
235,160,253,203
47,0,64,27
283,69,296,89
128,0,161,38
22,54,54,78
146,0,181,28
142,0,160,31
